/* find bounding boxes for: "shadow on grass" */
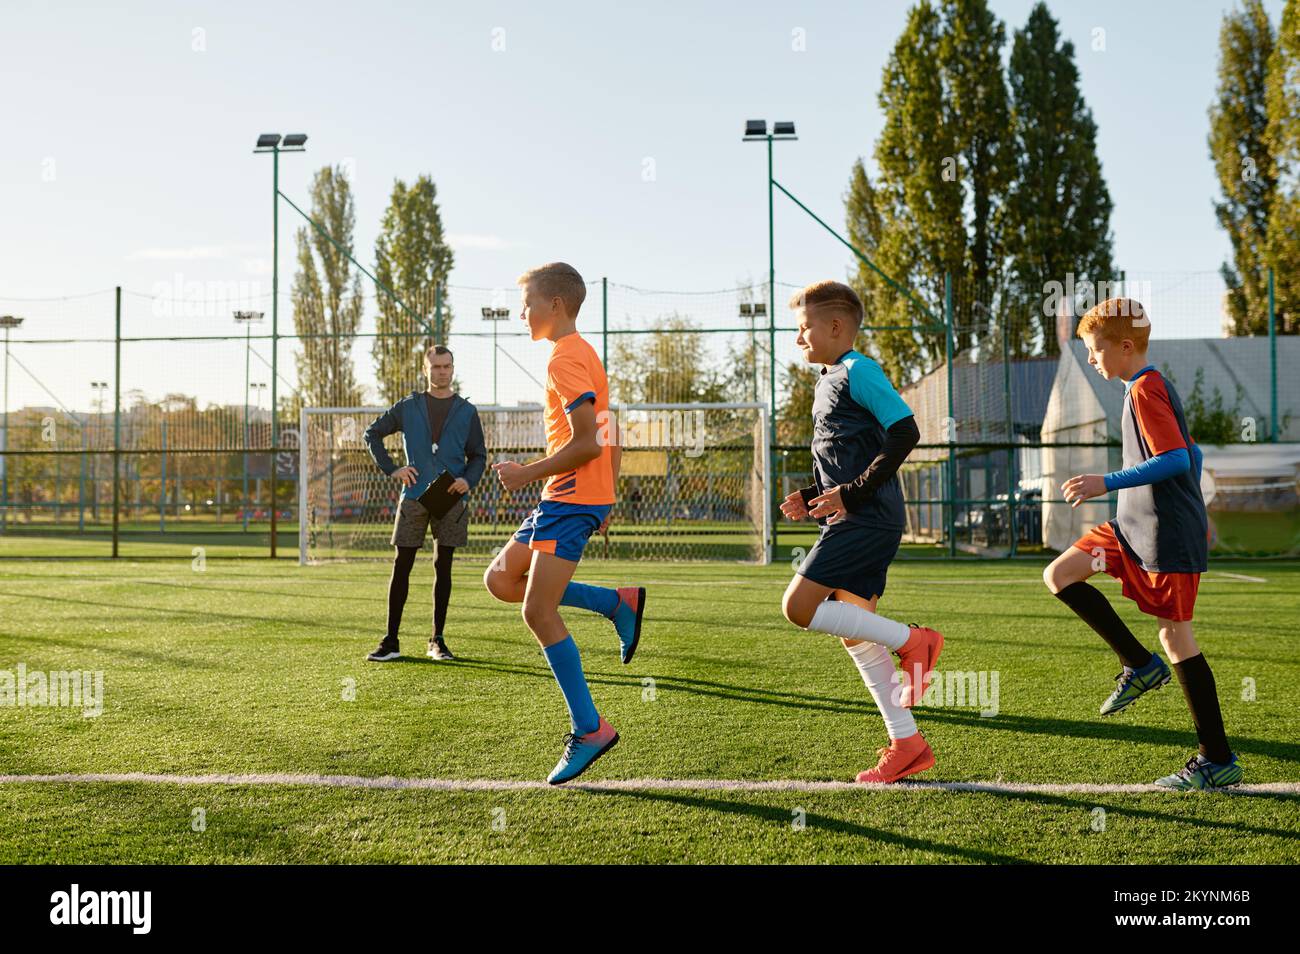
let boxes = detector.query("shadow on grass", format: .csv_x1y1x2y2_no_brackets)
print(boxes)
916,707,1300,764
971,788,1300,844
587,788,1028,864
448,658,876,716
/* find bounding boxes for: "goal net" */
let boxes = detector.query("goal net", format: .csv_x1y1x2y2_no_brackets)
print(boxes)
299,402,771,564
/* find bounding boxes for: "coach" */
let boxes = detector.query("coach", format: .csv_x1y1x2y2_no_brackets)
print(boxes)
363,345,487,662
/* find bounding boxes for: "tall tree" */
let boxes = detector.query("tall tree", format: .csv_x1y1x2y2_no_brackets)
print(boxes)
1210,0,1278,335
845,0,1012,381
1005,1,1114,355
848,1,959,380
290,165,365,411
1264,0,1300,334
941,0,1013,332
373,175,456,403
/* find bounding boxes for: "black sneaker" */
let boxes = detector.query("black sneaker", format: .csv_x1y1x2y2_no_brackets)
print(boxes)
367,637,400,662
427,636,455,661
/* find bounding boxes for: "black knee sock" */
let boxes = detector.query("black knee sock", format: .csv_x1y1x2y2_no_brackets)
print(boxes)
433,545,454,637
387,546,419,639
1172,653,1232,764
1054,582,1152,669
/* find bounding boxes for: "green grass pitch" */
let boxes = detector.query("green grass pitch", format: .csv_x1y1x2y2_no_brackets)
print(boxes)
0,554,1296,864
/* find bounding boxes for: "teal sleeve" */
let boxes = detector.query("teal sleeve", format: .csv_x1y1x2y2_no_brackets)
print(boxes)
847,356,912,429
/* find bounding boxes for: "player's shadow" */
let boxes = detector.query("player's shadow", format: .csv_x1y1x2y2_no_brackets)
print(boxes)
914,707,1300,764
134,579,373,603
966,788,1300,846
587,788,1029,864
0,628,223,670
0,587,338,633
449,658,877,716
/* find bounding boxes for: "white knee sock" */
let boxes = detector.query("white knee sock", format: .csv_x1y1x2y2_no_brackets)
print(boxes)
846,640,917,740
807,599,910,651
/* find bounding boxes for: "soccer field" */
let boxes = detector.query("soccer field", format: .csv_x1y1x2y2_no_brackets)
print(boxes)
0,556,1297,864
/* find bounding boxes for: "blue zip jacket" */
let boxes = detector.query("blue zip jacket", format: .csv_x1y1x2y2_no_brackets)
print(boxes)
363,391,488,501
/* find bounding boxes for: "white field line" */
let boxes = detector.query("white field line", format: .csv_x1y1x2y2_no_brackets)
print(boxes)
0,773,1296,796
1214,571,1268,583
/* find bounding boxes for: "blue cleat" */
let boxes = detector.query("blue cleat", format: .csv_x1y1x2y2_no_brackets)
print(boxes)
611,586,646,665
1155,752,1244,791
547,717,619,784
1100,654,1171,716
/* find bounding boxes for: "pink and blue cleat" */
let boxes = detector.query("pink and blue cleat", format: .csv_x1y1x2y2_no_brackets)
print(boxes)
547,717,619,784
611,586,646,665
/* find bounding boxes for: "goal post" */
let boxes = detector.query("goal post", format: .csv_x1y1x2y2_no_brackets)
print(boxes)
299,402,771,565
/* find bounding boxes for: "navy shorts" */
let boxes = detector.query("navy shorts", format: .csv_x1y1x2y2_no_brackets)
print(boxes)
797,522,903,602
513,500,611,563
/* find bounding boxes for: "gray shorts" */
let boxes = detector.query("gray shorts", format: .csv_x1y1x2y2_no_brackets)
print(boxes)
391,496,469,549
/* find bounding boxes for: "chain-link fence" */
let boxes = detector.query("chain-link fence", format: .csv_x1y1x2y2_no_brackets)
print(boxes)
2,268,1294,561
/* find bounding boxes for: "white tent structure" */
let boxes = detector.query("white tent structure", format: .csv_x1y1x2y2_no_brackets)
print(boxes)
1040,337,1300,555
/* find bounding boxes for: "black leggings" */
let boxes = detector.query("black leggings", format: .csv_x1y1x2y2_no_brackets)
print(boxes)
387,545,456,639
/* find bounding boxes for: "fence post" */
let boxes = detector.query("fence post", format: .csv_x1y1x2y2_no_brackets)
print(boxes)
1003,310,1016,558
112,286,121,559
945,272,956,558
1269,267,1277,442
601,277,608,370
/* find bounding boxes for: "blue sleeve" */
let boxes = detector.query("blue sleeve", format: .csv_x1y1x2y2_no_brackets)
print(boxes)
846,356,912,429
463,408,487,489
1104,447,1191,491
364,402,403,476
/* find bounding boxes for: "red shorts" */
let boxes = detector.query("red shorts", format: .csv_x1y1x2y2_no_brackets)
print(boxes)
1072,523,1199,621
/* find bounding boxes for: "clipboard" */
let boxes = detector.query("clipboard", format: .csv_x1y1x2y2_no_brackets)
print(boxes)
417,471,464,519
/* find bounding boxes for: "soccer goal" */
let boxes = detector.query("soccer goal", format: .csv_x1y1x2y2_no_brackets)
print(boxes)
299,402,771,565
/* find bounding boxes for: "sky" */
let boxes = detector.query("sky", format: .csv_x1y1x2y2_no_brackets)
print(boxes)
0,0,1282,412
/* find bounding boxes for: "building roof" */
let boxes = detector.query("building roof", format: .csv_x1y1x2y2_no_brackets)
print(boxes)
1062,337,1300,441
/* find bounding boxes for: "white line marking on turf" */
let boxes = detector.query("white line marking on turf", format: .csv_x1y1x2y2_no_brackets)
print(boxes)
1214,571,1268,583
0,774,1296,795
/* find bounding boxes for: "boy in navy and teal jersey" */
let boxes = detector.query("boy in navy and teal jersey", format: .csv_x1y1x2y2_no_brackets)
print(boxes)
779,280,945,784
1045,297,1241,790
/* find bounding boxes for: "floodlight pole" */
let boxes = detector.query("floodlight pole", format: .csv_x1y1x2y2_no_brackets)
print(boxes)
0,316,22,534
270,144,279,557
743,123,794,561
767,133,776,480
255,134,305,556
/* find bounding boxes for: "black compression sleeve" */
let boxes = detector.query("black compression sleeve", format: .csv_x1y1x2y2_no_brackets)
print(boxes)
838,415,920,513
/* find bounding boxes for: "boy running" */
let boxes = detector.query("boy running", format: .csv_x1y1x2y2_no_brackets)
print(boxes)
483,262,645,784
779,281,944,784
1044,298,1241,790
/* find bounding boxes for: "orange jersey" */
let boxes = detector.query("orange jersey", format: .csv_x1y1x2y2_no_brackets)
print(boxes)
541,333,615,505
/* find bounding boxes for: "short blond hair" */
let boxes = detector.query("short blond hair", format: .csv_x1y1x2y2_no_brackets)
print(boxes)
788,280,863,327
1077,298,1150,349
517,262,587,318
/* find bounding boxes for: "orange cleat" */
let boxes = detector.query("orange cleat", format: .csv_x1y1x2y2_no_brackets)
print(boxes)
895,625,943,707
855,733,935,784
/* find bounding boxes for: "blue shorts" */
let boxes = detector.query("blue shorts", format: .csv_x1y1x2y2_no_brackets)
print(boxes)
797,522,903,602
513,500,612,563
